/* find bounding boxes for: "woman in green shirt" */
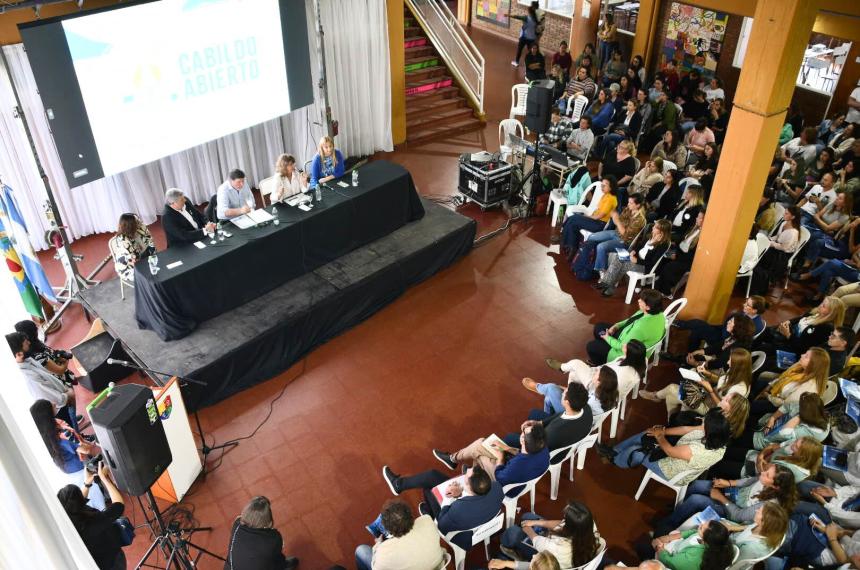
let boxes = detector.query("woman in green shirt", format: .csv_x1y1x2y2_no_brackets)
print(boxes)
652,519,734,570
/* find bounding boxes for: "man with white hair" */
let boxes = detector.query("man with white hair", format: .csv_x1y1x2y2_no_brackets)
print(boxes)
161,188,215,248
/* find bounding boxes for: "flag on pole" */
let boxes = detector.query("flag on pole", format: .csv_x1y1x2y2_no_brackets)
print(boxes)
0,226,43,318
0,183,57,304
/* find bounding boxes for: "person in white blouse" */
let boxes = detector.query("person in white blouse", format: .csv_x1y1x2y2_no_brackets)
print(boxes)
270,154,308,202
770,206,802,253
702,77,725,102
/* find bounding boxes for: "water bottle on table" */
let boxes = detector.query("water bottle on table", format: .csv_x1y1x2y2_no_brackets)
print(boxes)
314,184,322,202
352,169,359,187
272,206,279,225
148,254,159,275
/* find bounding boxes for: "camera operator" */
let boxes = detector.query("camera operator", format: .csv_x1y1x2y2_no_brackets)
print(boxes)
30,399,106,509
57,461,127,570
15,320,77,387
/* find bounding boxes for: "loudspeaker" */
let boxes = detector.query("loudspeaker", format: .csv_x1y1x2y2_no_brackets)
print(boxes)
525,80,554,134
71,332,135,393
89,384,172,496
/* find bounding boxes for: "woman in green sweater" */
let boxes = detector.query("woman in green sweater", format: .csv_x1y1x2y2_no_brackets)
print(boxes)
651,519,734,570
586,288,666,364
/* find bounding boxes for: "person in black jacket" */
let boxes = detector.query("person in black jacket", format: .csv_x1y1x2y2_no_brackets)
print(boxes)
505,382,593,451
668,184,705,241
596,219,671,297
646,169,683,222
57,461,126,570
162,188,216,248
763,296,846,358
655,210,704,295
225,496,298,570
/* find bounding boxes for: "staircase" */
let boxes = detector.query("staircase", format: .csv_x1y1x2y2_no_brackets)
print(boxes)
403,7,484,144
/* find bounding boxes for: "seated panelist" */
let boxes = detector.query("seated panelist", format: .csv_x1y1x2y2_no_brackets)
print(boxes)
271,154,307,202
309,135,345,189
216,168,255,220
161,188,215,248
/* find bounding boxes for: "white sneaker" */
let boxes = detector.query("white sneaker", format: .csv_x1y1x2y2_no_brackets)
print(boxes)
511,60,519,67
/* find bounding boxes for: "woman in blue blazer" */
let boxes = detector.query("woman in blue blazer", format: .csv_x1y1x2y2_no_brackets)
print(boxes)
309,135,345,189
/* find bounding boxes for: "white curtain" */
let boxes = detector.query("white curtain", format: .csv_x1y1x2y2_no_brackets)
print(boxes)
0,0,392,252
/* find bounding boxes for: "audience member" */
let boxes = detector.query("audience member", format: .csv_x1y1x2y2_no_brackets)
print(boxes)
596,220,671,297
726,503,789,567
511,6,539,67
559,175,618,255
650,130,687,171
655,211,704,296
57,461,126,570
629,158,664,195
559,67,597,112
566,117,594,162
111,213,155,281
642,90,678,153
225,496,298,570
489,551,561,570
599,99,641,159
781,126,819,166
14,320,76,386
584,193,647,276
551,41,572,76
702,77,725,102
766,296,845,356
584,89,614,134
677,69,701,103
541,107,574,150
524,43,547,82
669,185,705,241
504,383,593,452
599,140,637,190
751,352,830,417
354,499,443,570
683,118,715,165
586,288,666,365
601,49,625,87
678,90,709,133
646,169,683,221
596,13,617,69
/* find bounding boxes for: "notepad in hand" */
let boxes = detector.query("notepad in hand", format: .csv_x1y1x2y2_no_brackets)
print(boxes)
692,506,722,526
431,475,470,508
615,247,630,260
840,378,860,402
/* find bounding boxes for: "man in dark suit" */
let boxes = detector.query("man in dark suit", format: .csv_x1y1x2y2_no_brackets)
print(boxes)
161,188,215,248
381,463,503,549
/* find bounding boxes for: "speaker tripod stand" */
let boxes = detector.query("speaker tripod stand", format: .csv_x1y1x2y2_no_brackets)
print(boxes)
136,490,225,570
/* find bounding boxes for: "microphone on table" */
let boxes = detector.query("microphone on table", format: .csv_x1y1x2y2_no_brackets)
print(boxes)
106,358,135,367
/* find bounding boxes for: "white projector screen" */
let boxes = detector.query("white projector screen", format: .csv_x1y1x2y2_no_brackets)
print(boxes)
19,0,314,187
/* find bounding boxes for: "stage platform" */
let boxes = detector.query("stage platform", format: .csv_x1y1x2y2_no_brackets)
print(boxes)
79,199,476,409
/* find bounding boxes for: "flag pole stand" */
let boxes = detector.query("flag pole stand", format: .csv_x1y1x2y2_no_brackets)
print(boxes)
0,48,98,331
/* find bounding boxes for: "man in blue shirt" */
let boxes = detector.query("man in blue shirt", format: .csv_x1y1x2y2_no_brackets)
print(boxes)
431,424,549,494
216,168,255,220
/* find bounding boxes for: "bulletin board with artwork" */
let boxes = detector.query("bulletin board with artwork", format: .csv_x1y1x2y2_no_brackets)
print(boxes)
662,2,729,80
476,0,511,27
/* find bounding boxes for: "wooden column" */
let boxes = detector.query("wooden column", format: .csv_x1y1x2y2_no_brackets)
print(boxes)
682,0,820,322
387,0,407,145
569,0,600,58
631,0,661,67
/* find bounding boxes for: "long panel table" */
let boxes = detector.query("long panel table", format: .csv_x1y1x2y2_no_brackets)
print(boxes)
133,160,425,340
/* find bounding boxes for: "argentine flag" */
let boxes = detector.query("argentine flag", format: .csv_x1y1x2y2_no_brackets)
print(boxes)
0,184,56,306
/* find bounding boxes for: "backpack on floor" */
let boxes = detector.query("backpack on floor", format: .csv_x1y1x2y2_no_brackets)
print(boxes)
572,241,597,281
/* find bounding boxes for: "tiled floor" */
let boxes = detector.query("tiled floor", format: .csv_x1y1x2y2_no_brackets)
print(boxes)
35,27,807,569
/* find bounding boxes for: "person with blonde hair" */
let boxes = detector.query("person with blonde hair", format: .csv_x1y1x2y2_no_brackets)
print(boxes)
768,297,845,358
270,154,307,202
489,551,562,570
309,135,344,189
726,503,789,566
669,184,705,241
225,496,298,569
737,436,823,482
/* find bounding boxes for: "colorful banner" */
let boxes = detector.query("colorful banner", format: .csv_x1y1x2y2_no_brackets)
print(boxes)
476,0,510,27
663,2,729,79
0,226,43,318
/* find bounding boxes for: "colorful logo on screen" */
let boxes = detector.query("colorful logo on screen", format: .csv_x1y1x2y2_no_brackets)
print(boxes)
158,395,173,421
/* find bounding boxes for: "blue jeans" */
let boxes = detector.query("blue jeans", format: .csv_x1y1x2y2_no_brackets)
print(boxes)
612,431,667,477
803,225,831,262
355,544,373,570
536,383,565,415
810,258,859,294
501,512,543,560
561,215,607,252
653,480,726,536
586,230,624,271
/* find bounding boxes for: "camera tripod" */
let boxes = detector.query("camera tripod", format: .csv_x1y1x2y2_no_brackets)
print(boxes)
136,490,225,570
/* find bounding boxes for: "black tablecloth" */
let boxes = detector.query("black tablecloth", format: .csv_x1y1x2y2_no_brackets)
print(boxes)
134,160,425,340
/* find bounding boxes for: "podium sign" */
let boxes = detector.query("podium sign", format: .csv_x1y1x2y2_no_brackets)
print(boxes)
150,377,202,502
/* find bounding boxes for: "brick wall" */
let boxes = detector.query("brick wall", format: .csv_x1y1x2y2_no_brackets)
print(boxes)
471,2,572,54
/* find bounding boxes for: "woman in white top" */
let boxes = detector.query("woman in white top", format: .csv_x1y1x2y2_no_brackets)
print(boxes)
702,77,725,102
641,347,752,418
526,340,648,409
270,154,307,202
755,206,801,286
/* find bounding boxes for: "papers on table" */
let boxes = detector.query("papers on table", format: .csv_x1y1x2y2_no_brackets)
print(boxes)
431,474,471,508
337,181,350,188
298,203,312,212
230,208,274,229
284,193,311,207
165,260,183,270
192,241,206,249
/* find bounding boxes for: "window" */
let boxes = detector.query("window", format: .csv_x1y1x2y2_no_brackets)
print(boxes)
607,0,640,35
734,21,851,96
518,0,573,18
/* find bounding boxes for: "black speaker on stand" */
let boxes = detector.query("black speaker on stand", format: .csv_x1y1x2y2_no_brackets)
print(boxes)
525,79,554,134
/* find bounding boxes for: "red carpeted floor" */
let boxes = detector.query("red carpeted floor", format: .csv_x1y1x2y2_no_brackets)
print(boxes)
33,27,805,569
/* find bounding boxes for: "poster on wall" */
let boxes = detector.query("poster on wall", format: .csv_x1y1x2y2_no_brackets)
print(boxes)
663,2,729,79
476,0,511,27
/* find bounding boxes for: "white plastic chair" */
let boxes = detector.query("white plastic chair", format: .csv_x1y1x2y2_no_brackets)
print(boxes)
438,510,504,570
592,408,613,441
611,380,639,438
824,379,838,405
499,118,525,162
565,181,605,219
624,253,666,304
660,297,688,354
550,172,594,228
754,318,767,340
783,227,812,290
501,472,545,528
544,433,598,500
568,94,589,122
731,545,741,565
634,466,706,507
679,176,699,192
662,160,677,173
751,350,767,374
572,537,608,570
258,175,277,206
108,236,134,300
510,84,529,119
737,233,772,297
728,534,785,570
